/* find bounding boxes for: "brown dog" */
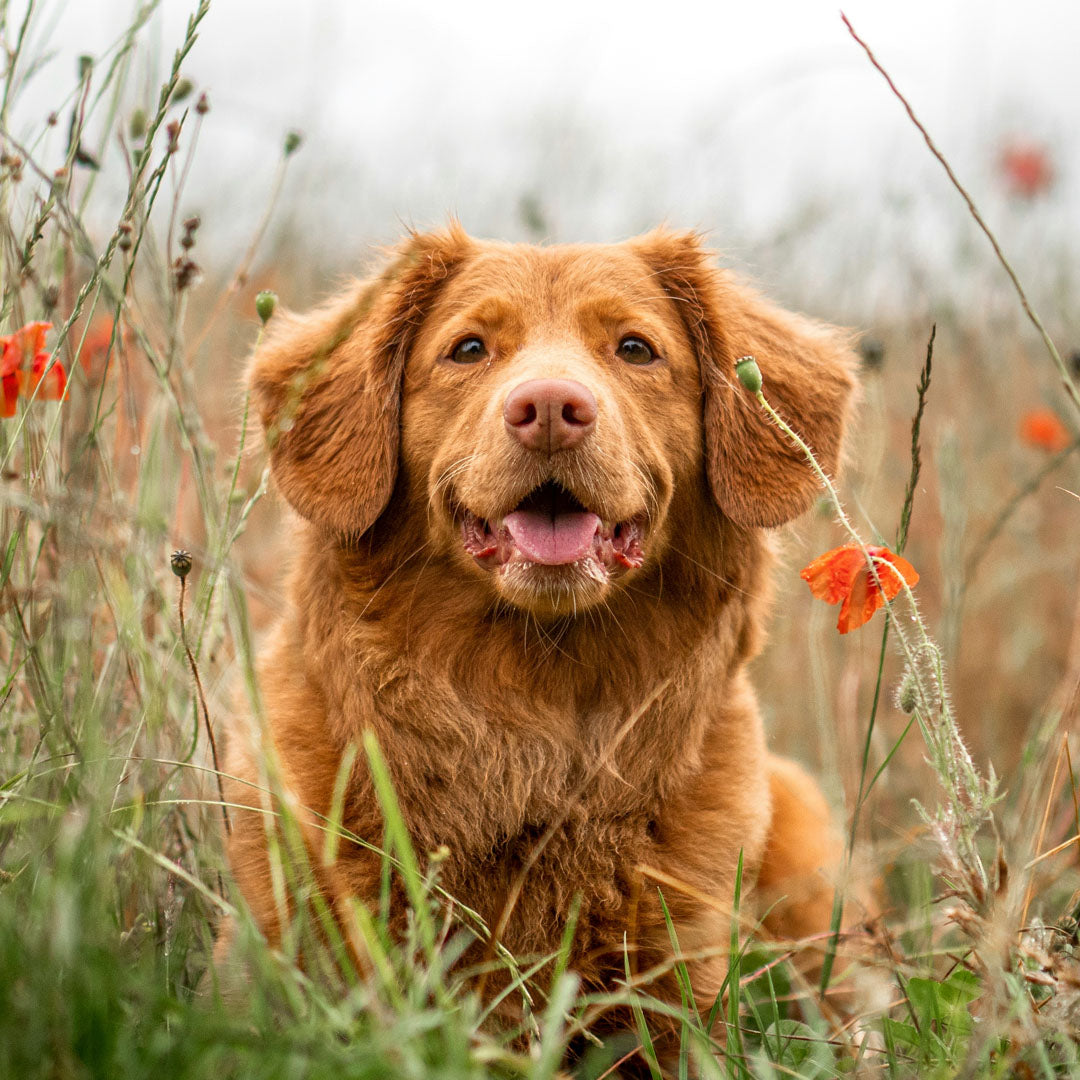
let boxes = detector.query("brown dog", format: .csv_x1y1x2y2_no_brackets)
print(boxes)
221,225,856,1026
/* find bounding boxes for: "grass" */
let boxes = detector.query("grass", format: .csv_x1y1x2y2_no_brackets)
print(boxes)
2,2,1080,1077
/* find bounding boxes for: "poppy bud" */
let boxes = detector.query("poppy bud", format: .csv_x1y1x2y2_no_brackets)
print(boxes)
255,291,277,324
129,108,147,140
734,355,762,394
195,92,210,116
897,671,918,715
283,130,302,156
170,550,192,579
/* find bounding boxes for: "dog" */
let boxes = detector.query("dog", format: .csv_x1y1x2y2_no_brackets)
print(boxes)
220,224,857,1034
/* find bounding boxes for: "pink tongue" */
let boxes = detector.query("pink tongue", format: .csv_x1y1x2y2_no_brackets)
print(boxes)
503,510,600,565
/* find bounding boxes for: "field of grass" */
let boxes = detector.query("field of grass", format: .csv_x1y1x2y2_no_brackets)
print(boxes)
2,4,1080,1078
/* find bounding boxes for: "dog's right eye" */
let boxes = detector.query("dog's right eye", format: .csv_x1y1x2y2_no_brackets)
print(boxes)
449,337,487,364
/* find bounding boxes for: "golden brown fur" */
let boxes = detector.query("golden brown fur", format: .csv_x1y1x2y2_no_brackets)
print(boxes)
220,226,858,1023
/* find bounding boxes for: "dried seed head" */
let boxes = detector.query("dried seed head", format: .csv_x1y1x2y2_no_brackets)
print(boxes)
165,120,181,155
283,130,302,156
46,111,58,127
255,290,277,324
860,338,886,372
170,550,192,579
180,215,201,250
195,91,210,115
734,355,762,394
172,256,200,292
129,108,147,140
43,284,60,310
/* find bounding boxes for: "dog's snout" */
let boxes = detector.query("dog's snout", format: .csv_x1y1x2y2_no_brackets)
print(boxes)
503,379,597,452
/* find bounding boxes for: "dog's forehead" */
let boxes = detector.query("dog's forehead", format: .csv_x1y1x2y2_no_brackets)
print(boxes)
438,241,671,317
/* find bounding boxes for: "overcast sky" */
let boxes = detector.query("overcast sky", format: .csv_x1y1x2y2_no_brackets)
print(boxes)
7,0,1079,318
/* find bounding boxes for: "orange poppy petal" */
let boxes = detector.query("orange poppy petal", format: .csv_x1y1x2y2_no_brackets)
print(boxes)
15,321,52,354
0,339,18,378
24,353,67,401
837,568,884,633
1,373,18,418
871,550,919,599
799,545,865,605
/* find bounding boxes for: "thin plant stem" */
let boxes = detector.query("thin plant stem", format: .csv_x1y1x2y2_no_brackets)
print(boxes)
841,12,1080,420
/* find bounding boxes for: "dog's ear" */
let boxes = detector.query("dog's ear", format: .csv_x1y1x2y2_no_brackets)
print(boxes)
632,229,858,528
249,225,473,534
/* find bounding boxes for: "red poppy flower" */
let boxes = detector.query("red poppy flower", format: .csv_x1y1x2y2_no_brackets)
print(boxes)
0,321,61,416
801,544,920,634
1,370,19,418
1019,408,1070,453
3,321,52,365
1000,140,1054,199
25,350,68,401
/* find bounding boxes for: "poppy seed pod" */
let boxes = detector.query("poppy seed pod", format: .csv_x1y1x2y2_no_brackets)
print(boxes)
734,355,762,394
255,291,277,324
170,550,192,579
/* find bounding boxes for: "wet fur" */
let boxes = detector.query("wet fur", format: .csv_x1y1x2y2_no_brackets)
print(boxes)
220,226,858,1019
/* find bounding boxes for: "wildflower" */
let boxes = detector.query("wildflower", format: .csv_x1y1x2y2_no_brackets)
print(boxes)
26,350,67,400
1019,408,1071,453
801,543,919,634
999,139,1054,199
1,352,19,418
0,321,68,416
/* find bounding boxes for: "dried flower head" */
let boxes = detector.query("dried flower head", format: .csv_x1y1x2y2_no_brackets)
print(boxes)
170,550,192,579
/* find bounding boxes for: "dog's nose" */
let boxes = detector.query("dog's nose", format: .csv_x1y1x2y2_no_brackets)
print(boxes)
503,379,597,452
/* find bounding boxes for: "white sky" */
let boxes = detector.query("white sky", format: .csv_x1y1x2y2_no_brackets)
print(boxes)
7,0,1080,319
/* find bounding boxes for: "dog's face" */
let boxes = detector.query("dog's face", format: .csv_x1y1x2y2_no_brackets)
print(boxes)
250,226,856,618
400,242,703,616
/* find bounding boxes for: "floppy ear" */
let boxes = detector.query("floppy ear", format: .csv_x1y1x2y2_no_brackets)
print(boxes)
249,225,473,534
632,229,858,528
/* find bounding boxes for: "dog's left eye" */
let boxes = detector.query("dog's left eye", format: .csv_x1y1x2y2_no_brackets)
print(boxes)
617,336,655,365
449,337,488,364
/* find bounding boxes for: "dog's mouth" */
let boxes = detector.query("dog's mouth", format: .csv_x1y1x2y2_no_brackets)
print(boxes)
460,481,645,575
